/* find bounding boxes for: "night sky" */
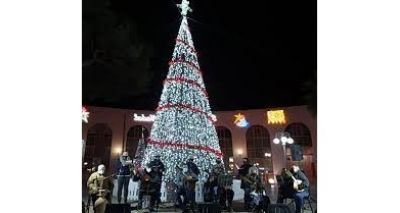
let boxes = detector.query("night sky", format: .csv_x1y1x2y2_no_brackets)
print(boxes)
83,0,317,111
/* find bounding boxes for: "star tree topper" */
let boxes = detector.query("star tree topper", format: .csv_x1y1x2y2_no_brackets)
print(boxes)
177,0,193,16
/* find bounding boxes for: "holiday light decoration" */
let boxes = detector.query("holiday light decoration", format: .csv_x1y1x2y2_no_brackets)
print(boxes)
133,112,216,123
134,128,147,168
234,113,249,128
267,110,286,124
133,113,156,122
82,106,90,123
142,0,223,183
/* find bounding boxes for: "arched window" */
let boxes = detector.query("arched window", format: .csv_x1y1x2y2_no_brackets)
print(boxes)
246,125,272,167
216,126,233,166
85,123,112,168
285,123,312,147
126,125,149,158
285,122,315,180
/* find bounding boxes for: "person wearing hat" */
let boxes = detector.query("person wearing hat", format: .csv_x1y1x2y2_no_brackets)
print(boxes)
174,165,186,211
184,158,199,210
147,154,165,207
138,166,161,211
87,164,114,213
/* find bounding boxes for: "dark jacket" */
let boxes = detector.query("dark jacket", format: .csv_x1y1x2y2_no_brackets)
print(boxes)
187,161,200,176
238,163,251,176
238,163,252,188
140,170,161,195
183,170,198,190
212,163,224,176
277,174,295,198
116,156,132,176
218,172,233,188
174,169,185,188
148,159,165,177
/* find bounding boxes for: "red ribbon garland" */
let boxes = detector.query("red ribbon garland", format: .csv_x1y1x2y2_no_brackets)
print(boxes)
168,60,202,76
156,103,215,123
176,39,197,55
147,138,223,157
164,77,208,97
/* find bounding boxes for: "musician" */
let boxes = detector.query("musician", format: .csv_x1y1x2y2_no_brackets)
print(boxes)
206,158,223,202
116,151,132,204
212,158,224,175
87,164,114,213
203,171,214,202
186,157,200,176
217,171,234,211
277,168,296,203
138,166,161,211
148,154,165,206
247,165,269,211
148,155,165,176
291,165,310,213
238,158,252,209
184,158,199,210
248,165,264,193
131,164,141,182
174,166,186,210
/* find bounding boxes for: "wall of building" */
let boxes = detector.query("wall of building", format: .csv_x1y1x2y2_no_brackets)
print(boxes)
82,105,316,179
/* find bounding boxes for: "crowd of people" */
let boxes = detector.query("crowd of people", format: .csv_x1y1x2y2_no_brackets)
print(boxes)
85,152,311,213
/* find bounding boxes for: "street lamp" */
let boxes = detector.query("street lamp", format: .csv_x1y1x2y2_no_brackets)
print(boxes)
228,156,235,172
273,132,294,167
113,146,122,155
263,152,272,183
264,152,272,171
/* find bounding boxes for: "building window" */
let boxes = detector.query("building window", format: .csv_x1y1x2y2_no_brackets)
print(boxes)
246,125,271,167
216,126,233,167
126,125,149,158
285,122,315,180
285,123,312,147
84,123,112,168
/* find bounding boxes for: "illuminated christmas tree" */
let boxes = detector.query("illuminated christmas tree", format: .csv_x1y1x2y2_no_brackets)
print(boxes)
143,0,223,182
133,128,146,168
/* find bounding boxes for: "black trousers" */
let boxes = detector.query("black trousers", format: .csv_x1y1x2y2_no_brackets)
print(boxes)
117,176,130,203
138,191,157,209
156,182,162,206
243,187,252,208
91,194,99,209
218,187,234,208
176,186,186,210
